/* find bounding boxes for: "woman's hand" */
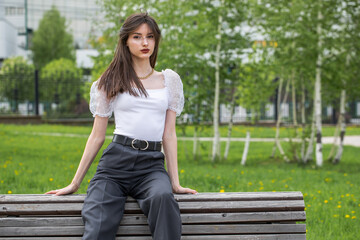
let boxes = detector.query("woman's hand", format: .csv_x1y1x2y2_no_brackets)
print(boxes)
173,185,198,194
45,183,79,196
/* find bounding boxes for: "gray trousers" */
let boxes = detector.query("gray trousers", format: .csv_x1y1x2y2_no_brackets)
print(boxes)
81,141,182,240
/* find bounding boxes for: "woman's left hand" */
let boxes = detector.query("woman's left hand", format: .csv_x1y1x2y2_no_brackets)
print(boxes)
173,185,198,194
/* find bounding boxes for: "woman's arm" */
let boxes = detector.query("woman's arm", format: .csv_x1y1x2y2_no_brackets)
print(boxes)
45,116,109,195
162,110,197,194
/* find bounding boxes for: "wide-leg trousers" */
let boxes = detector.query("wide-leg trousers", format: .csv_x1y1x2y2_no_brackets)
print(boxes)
81,141,182,240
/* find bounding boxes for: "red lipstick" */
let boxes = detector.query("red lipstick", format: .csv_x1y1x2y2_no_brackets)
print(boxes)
141,49,150,53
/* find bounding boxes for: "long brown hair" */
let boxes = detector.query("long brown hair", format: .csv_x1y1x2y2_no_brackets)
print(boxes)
98,12,161,99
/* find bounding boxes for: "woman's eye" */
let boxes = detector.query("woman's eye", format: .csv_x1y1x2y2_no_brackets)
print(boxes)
148,35,154,38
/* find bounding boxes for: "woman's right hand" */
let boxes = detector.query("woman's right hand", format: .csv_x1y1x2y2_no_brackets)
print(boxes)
45,183,79,196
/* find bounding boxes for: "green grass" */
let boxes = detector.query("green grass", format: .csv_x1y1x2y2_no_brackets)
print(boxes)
1,123,360,138
0,123,359,239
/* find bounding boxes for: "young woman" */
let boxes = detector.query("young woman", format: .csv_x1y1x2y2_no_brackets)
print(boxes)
46,12,197,240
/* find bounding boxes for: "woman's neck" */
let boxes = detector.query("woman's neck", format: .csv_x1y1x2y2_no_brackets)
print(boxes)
132,58,153,77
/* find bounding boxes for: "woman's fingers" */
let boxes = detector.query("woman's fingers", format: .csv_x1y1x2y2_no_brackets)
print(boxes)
174,186,198,194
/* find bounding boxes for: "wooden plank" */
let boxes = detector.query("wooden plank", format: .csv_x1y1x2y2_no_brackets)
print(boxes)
0,224,306,236
1,200,304,216
0,192,303,204
0,211,306,227
0,235,306,240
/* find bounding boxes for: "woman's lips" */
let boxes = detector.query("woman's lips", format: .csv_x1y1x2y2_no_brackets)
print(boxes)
141,49,150,53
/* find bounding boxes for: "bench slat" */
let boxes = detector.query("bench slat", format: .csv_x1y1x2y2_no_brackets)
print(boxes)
0,234,306,240
0,211,306,227
0,192,303,204
1,200,304,215
1,224,306,236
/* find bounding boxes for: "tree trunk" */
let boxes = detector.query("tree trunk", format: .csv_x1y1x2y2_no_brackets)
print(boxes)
212,3,223,162
193,125,198,160
272,77,290,162
304,97,316,163
314,5,323,167
291,70,297,126
271,76,283,157
300,80,306,162
224,93,236,160
327,119,340,161
241,131,251,166
333,89,346,164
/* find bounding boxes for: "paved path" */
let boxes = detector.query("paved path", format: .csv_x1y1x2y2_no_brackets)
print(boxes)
21,132,360,147
178,136,360,147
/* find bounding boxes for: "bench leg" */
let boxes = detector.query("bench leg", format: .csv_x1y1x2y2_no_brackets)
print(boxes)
82,179,127,240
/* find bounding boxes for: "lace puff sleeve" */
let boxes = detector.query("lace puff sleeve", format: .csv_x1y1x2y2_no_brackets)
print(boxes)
89,80,114,118
163,69,184,117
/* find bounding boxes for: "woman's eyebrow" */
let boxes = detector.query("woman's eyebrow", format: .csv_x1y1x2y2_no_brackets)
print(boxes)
133,32,154,35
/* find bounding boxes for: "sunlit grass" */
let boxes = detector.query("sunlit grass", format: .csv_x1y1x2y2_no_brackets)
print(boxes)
0,124,359,239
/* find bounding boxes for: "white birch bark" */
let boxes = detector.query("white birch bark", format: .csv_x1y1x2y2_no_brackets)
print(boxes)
211,2,223,162
272,77,290,162
327,119,340,161
271,76,283,158
300,81,306,161
315,5,323,167
304,97,316,163
193,126,198,159
291,70,298,127
224,94,236,160
333,89,346,164
241,131,251,166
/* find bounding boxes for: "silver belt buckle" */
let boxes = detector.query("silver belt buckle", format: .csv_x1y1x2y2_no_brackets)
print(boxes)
131,139,149,150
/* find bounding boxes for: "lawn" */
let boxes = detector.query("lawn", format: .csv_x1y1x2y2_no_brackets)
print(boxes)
0,123,359,239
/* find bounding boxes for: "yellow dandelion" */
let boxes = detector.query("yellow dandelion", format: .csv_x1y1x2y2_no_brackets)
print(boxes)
338,201,342,204
346,194,350,197
8,190,12,194
241,171,244,175
345,215,350,218
285,185,289,188
248,182,253,186
259,187,264,190
14,170,19,175
180,169,185,174
344,173,348,176
318,190,321,194
352,216,356,219
351,211,355,214
329,197,333,200
324,200,328,203
307,204,311,207
337,205,342,208
49,178,54,182
88,179,91,183
304,193,308,197
1,180,4,184
304,207,307,211
341,195,344,198
19,162,23,166
271,179,276,183
220,189,225,193
333,214,339,218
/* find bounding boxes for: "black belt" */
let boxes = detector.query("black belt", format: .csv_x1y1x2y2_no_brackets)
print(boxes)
112,134,162,151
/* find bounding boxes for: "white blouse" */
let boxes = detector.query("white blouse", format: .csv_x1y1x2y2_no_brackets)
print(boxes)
89,69,184,141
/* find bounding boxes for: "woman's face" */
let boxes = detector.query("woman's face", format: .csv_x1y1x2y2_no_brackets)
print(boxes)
126,23,155,60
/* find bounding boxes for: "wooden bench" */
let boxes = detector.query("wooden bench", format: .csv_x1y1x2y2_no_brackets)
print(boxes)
0,192,306,239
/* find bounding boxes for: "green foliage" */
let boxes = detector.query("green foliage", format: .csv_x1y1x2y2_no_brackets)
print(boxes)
31,6,75,69
40,58,83,113
0,57,35,112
